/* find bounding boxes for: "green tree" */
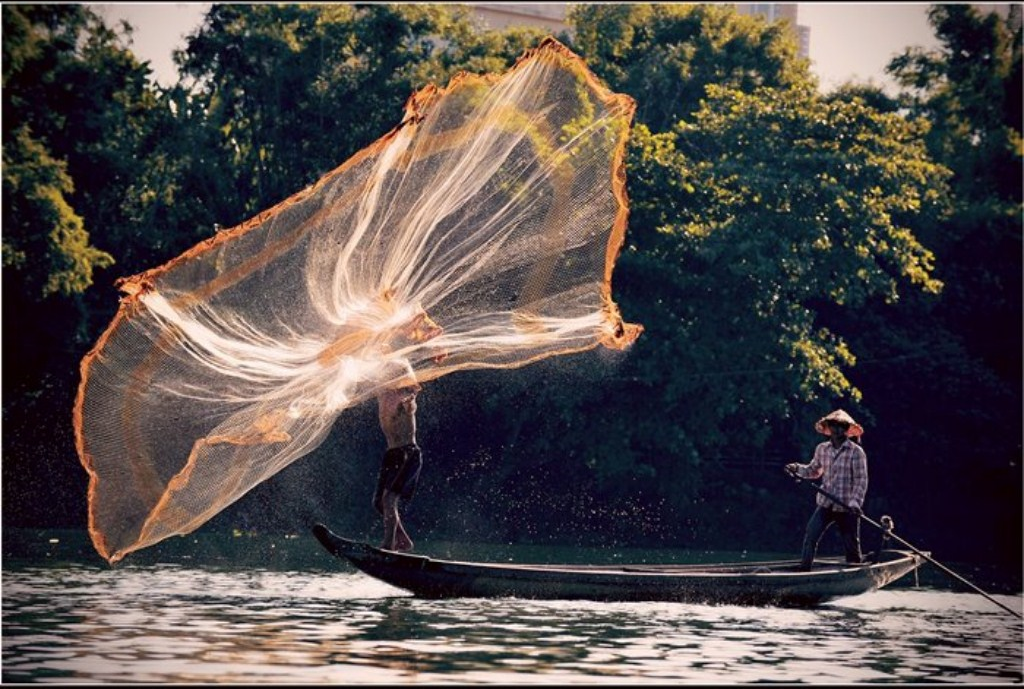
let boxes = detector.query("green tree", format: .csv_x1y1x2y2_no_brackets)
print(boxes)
2,126,114,299
4,2,1014,568
464,7,951,548
833,4,1022,563
2,4,164,528
619,85,947,520
2,6,116,302
888,4,1021,383
568,3,813,132
174,3,545,223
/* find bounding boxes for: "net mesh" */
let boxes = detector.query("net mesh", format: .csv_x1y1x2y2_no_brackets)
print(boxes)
74,37,642,563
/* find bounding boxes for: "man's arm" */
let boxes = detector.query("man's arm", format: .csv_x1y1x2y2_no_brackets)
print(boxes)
786,445,825,479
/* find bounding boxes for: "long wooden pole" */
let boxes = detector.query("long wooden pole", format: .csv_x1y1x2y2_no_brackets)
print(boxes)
786,469,1022,619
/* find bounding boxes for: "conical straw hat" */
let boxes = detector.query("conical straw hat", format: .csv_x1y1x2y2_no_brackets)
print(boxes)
815,409,864,438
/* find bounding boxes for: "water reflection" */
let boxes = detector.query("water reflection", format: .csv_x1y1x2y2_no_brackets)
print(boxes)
3,563,1022,683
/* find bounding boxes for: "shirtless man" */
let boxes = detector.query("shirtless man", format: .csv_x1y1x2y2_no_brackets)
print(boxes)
373,361,422,552
372,309,444,552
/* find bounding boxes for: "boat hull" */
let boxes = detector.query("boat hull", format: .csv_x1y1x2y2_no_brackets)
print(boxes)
312,524,924,607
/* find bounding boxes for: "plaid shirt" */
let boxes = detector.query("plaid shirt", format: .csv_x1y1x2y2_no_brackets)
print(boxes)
793,439,868,512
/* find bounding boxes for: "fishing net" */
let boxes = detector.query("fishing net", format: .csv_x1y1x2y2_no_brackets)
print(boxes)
74,37,642,564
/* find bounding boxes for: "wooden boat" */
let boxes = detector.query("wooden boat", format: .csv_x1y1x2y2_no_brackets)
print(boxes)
312,524,926,607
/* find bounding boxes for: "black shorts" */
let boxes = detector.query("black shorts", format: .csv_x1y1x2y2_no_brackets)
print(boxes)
373,444,422,514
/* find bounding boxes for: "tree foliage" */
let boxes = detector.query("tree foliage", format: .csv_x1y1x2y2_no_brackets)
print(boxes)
3,126,114,298
1,3,157,528
173,4,548,221
1,4,1018,566
2,6,117,300
567,3,813,132
888,4,1022,383
831,4,1023,558
488,5,951,537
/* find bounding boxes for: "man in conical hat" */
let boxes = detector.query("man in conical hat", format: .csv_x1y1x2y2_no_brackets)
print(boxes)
785,409,869,570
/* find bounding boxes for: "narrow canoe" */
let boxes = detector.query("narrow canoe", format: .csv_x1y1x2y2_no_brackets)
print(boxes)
312,524,925,607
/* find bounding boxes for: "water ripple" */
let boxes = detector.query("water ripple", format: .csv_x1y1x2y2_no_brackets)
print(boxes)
3,564,1021,683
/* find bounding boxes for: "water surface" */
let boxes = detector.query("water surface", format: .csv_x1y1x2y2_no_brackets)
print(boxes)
3,532,1021,683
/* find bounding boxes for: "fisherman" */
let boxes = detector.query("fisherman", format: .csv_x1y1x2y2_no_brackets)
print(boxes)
785,409,868,571
372,307,445,552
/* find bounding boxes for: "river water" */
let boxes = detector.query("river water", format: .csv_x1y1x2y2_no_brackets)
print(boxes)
3,530,1022,684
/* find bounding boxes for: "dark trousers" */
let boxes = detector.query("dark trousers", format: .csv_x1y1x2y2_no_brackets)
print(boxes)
373,444,422,515
800,505,862,568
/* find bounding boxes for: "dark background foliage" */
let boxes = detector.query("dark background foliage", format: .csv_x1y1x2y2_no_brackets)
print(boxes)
2,4,1020,573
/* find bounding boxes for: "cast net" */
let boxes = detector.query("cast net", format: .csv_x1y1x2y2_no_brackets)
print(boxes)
74,37,643,564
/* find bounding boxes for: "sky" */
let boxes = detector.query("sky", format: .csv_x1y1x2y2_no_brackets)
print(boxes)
797,3,941,91
91,3,947,93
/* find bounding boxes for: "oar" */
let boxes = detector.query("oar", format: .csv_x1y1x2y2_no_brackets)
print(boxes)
786,467,1022,619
